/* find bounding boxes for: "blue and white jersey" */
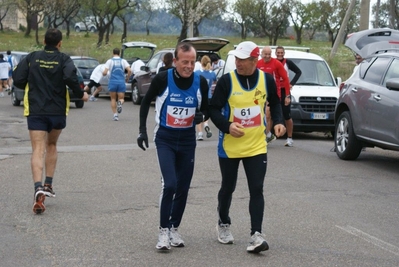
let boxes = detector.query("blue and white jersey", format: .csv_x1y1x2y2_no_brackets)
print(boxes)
155,69,202,130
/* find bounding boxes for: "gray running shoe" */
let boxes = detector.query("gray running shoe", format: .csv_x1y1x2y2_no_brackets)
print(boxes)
117,100,122,114
204,125,212,138
246,231,269,253
217,223,234,244
113,115,119,121
170,227,185,247
156,227,171,250
33,187,46,214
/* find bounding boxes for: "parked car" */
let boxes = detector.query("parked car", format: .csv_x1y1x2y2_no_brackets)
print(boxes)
11,67,86,108
222,45,341,133
130,37,230,105
70,56,100,83
0,51,28,65
334,28,399,160
74,16,97,32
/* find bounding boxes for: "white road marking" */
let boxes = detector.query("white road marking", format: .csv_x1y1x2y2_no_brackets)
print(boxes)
336,225,399,256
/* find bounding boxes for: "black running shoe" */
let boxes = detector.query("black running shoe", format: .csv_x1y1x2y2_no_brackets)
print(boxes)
43,184,56,198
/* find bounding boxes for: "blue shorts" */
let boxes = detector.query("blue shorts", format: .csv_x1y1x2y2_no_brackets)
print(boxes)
27,115,66,132
108,82,126,93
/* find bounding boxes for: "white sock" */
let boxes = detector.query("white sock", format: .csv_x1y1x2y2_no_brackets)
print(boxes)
266,132,271,138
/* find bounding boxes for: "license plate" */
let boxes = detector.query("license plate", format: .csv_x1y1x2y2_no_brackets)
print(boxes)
311,113,328,119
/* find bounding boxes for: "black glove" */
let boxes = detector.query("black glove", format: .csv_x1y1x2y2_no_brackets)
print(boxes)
137,132,149,151
194,111,204,125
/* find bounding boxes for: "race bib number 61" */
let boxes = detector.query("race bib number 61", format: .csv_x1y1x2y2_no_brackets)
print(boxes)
233,106,261,128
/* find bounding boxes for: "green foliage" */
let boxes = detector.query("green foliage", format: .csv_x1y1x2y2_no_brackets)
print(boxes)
0,30,355,80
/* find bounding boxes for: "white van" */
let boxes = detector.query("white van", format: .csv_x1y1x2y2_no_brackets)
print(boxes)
221,46,341,133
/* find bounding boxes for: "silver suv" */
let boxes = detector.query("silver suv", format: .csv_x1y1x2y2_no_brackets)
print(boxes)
334,28,399,160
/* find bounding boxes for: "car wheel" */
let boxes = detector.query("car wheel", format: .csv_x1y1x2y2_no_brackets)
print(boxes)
75,26,81,33
75,100,84,108
131,82,142,105
334,111,362,160
90,27,96,33
11,91,21,106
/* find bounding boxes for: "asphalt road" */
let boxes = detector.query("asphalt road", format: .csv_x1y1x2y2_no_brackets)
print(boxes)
1,96,398,267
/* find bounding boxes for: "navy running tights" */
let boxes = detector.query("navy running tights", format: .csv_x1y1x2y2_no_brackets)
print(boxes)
156,137,196,229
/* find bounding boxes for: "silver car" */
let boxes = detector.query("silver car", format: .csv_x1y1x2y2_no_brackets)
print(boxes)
334,28,399,160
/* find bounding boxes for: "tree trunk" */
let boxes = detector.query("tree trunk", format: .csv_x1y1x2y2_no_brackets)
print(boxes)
296,27,302,45
359,0,370,30
121,22,127,42
178,21,189,42
375,0,380,28
330,0,357,58
240,22,246,39
389,0,395,28
97,29,105,48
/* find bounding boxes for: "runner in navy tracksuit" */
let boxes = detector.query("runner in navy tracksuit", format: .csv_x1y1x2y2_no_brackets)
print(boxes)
137,42,209,251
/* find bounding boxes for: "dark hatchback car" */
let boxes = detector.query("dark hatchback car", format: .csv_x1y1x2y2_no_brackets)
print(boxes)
11,68,86,108
334,28,399,160
70,56,100,83
130,37,230,105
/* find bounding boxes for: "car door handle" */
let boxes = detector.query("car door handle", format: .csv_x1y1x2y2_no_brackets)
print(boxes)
373,95,381,101
351,87,358,93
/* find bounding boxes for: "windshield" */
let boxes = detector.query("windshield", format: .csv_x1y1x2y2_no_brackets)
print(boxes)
290,59,335,86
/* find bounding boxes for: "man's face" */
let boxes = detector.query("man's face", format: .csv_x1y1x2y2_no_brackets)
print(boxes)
276,48,285,60
235,57,258,76
261,48,272,62
173,48,196,78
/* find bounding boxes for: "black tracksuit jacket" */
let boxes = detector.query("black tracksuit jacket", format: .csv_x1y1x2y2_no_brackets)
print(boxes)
13,46,83,116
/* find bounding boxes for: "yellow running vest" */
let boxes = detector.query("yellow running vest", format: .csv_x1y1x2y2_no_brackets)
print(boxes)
221,70,268,158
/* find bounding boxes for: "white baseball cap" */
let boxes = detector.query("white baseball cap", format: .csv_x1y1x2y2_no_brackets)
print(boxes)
228,41,260,59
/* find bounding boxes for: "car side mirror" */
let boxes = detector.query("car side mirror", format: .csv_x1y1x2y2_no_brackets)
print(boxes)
140,66,150,72
386,78,399,91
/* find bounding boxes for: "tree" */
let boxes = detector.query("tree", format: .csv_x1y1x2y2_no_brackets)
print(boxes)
15,0,45,38
231,0,253,39
289,0,314,44
166,0,227,42
80,0,137,47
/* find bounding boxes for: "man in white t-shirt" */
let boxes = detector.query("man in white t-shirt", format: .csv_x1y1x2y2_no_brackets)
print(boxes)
131,59,145,76
0,54,11,97
83,64,108,101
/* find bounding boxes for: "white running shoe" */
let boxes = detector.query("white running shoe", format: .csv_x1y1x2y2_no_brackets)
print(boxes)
247,231,269,253
113,114,119,121
196,132,204,141
284,138,294,147
89,96,97,102
216,223,234,244
156,227,171,250
170,227,185,247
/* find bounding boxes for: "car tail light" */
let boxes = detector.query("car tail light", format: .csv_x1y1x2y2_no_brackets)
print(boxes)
339,82,345,92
